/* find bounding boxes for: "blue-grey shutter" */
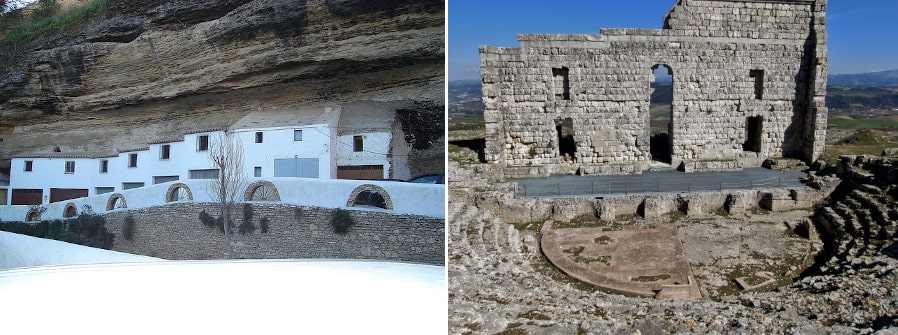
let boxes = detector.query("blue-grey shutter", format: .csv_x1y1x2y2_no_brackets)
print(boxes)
274,158,319,178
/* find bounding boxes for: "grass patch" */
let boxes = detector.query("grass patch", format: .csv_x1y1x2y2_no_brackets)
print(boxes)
631,274,672,282
0,0,108,46
823,129,898,161
829,117,898,129
563,246,612,266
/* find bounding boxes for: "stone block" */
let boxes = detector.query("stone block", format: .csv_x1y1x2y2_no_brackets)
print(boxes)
726,192,749,215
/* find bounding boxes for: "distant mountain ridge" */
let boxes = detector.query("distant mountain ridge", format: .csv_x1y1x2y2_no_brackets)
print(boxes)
829,69,898,87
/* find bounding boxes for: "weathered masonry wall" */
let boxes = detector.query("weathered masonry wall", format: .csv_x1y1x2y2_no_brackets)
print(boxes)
104,203,444,265
473,183,835,225
481,0,828,177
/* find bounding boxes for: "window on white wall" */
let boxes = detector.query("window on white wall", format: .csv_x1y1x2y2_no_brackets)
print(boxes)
189,169,219,179
100,160,108,173
24,161,33,172
255,132,263,143
160,144,171,160
122,182,145,190
153,176,179,184
95,187,114,194
64,161,75,174
128,153,138,167
197,135,209,151
353,135,364,152
254,166,262,177
293,130,303,141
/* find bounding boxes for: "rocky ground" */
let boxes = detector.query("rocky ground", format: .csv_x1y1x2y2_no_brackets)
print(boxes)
448,149,898,334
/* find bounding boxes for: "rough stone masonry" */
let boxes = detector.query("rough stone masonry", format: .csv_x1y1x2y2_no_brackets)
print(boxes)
480,0,828,177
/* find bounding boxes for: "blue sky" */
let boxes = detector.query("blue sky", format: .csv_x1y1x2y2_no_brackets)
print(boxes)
448,0,898,81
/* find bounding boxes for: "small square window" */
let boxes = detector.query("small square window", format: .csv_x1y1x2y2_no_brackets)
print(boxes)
100,160,108,173
65,161,75,174
160,144,171,160
254,166,262,177
294,130,303,141
128,153,138,168
750,69,764,100
255,132,263,143
353,135,364,152
24,160,33,172
197,135,209,151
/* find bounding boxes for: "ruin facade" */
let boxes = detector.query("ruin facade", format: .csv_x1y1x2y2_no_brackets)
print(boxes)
480,0,828,177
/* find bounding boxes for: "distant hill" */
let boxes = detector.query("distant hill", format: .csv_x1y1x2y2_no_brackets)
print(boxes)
450,69,898,117
830,69,898,87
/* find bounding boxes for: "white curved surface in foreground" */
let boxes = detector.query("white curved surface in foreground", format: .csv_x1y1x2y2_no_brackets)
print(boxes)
0,231,162,270
0,260,446,334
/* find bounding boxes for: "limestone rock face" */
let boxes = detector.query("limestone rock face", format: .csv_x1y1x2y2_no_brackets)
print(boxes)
0,0,444,174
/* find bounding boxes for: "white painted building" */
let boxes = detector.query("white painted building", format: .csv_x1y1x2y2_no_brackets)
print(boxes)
4,104,416,207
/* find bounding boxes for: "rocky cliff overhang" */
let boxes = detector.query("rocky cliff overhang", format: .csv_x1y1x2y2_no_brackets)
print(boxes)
0,0,444,170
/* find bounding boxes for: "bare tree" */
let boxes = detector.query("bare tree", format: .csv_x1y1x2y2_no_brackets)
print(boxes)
207,130,247,258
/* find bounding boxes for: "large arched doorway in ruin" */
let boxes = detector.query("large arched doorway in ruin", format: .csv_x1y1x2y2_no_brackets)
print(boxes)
649,64,674,164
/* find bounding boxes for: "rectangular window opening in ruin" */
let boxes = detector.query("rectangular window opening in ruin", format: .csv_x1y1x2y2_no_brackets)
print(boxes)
552,67,570,101
743,116,763,153
555,118,577,160
750,70,764,100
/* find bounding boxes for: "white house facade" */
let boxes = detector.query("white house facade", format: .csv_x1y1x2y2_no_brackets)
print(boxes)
0,105,436,217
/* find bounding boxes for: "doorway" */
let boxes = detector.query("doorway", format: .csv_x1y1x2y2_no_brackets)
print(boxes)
743,116,763,152
650,64,673,164
555,118,576,161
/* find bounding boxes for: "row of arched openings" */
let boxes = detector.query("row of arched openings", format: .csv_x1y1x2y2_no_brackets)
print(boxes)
24,182,395,221
108,182,393,212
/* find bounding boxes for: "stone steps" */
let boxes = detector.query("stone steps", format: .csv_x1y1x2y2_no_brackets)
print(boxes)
833,203,859,237
848,190,891,234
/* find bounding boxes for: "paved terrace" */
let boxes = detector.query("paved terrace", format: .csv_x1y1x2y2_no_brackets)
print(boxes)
510,167,808,198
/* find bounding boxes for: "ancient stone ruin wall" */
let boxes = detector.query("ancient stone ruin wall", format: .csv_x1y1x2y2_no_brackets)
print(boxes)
481,0,827,177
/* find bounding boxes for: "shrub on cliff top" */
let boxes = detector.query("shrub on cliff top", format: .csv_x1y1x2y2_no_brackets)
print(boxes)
0,0,108,46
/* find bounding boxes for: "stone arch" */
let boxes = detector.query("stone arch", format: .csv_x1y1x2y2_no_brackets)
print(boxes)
650,63,675,164
244,181,281,201
25,209,41,222
165,183,194,202
106,193,127,211
347,184,393,210
63,203,78,218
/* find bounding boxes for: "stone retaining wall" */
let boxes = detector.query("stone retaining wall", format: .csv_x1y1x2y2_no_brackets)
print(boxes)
478,183,837,224
104,203,444,265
